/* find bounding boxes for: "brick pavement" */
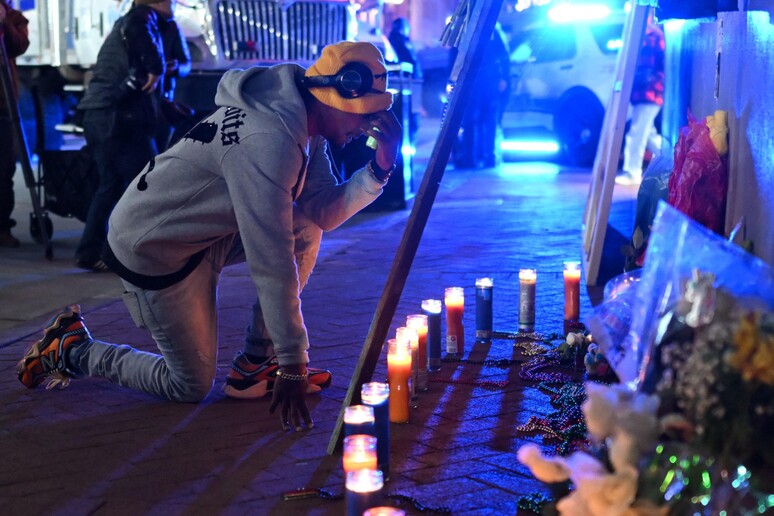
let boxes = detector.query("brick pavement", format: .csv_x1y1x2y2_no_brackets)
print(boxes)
0,154,636,514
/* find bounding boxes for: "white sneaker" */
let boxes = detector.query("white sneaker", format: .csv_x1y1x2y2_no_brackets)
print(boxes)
615,171,642,186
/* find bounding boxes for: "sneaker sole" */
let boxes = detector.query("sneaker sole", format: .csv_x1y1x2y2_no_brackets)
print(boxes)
222,379,270,400
21,305,81,362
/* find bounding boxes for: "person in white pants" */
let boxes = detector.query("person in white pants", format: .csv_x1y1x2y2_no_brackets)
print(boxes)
618,12,665,186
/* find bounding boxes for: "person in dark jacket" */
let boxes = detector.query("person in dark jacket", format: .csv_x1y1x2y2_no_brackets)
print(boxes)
454,24,510,169
74,0,170,271
155,14,191,151
0,0,29,248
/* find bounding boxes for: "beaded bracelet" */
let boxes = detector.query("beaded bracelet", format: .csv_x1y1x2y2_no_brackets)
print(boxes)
367,159,394,183
278,371,309,381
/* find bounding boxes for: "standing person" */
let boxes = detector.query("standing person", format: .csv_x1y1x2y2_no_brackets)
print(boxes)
17,41,400,431
0,0,29,248
74,0,170,272
155,13,191,151
455,24,510,169
617,12,665,186
388,17,422,148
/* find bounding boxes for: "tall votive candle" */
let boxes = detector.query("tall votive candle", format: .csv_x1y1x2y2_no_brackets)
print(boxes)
475,277,493,342
387,338,411,423
361,382,390,479
342,434,378,474
344,405,376,438
518,269,536,329
396,326,419,400
421,299,442,371
444,287,465,355
406,314,428,391
563,261,581,321
346,469,384,516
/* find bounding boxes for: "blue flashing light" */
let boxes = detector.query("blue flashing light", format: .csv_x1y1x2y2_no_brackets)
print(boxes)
547,4,611,23
500,139,560,154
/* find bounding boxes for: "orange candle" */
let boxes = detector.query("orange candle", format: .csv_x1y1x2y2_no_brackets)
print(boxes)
563,261,581,321
343,434,378,474
444,287,465,355
387,338,411,423
518,269,536,328
406,314,428,391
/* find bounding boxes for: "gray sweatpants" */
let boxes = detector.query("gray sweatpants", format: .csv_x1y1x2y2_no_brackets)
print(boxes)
72,209,322,402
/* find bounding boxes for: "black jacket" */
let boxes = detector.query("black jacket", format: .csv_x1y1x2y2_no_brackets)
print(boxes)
78,5,165,111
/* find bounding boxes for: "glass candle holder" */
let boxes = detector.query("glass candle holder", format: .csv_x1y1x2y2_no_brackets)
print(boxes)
518,269,536,329
406,314,428,391
364,508,406,516
563,261,581,321
444,287,465,355
346,469,384,516
475,277,493,342
342,434,378,474
361,382,390,480
387,338,411,423
396,326,419,400
421,299,442,372
344,405,376,438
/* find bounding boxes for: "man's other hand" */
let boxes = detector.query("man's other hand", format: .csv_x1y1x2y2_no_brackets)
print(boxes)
269,363,314,431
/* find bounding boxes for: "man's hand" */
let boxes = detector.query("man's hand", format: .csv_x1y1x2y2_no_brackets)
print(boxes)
141,73,161,94
165,59,179,76
269,363,314,431
362,110,401,173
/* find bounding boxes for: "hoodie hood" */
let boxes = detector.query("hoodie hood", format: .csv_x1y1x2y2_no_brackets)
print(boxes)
215,64,309,148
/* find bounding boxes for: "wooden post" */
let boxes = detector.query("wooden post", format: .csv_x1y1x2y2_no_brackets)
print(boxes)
327,0,505,454
581,4,649,286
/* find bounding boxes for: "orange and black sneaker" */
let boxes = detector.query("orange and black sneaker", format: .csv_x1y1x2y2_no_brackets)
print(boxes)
17,304,92,390
223,353,332,400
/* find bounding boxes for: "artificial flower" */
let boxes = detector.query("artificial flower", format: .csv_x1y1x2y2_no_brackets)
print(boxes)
727,312,774,385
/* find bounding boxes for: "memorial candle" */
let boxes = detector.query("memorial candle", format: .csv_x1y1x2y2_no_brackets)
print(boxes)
444,287,465,356
518,269,536,329
387,338,411,423
361,382,390,479
421,299,442,371
475,277,493,342
344,405,376,438
346,469,384,516
342,434,378,474
396,326,419,400
406,314,428,391
364,508,406,516
563,261,581,321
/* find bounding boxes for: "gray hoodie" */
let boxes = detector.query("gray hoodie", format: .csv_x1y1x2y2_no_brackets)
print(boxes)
107,64,386,366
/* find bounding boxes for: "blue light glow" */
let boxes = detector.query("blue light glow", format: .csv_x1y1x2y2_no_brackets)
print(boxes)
547,4,611,23
497,162,561,177
500,139,560,153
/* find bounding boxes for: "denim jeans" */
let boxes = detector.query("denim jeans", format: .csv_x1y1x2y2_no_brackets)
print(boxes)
76,108,157,264
72,208,322,401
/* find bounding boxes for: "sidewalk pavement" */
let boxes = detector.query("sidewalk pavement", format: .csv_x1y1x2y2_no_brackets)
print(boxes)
0,119,637,514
